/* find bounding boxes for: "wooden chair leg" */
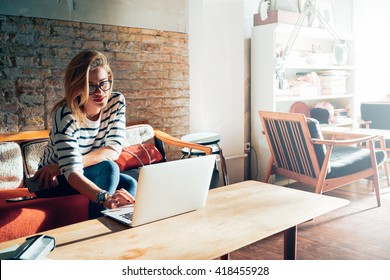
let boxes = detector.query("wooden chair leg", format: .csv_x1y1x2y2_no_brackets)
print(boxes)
263,158,273,183
379,137,390,186
368,140,381,207
372,176,381,207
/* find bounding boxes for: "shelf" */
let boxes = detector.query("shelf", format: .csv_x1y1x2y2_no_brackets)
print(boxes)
284,64,354,71
276,94,354,102
274,23,355,41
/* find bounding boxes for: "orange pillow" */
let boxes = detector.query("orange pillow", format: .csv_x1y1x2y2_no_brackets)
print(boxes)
115,143,163,171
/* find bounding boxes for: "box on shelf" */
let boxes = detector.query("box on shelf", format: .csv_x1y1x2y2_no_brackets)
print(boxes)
254,10,301,26
291,86,318,98
318,70,349,95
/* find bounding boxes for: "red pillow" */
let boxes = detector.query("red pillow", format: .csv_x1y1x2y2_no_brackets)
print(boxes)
115,143,163,171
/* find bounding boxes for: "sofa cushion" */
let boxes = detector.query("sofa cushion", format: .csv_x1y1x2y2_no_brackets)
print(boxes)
0,188,89,242
20,138,48,178
123,124,155,146
0,142,24,189
116,143,163,171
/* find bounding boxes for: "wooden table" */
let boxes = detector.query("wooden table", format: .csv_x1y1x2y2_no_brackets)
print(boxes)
0,180,348,260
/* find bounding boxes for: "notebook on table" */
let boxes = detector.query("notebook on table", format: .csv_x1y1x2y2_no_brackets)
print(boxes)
102,155,216,227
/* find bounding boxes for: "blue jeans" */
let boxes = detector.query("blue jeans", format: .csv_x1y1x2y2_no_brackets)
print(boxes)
35,160,138,219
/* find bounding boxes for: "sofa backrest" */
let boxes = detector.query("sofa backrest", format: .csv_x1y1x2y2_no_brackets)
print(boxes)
0,130,50,190
0,125,159,189
20,139,49,179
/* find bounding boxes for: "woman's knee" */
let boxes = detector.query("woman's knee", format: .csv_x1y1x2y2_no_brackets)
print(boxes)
97,160,120,175
84,160,120,192
119,173,138,197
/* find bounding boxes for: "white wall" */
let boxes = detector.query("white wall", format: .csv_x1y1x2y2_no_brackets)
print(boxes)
188,0,245,184
353,0,390,103
0,0,187,33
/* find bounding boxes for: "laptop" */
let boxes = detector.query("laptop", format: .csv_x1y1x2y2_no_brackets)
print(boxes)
102,155,216,227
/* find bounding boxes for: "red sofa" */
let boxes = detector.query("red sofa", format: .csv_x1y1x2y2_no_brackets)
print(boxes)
0,125,212,242
0,130,89,242
0,189,88,242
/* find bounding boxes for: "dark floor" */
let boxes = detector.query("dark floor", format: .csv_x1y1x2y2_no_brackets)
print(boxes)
230,178,390,260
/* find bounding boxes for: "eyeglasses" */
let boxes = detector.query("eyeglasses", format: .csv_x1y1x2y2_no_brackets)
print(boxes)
88,80,112,95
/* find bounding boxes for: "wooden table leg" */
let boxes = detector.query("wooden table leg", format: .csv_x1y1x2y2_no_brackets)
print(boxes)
220,253,230,260
284,226,297,260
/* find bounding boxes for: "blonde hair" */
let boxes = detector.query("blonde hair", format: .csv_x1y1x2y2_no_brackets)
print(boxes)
52,50,114,123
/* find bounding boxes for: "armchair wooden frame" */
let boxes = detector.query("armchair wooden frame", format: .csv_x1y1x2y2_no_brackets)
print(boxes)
154,129,212,155
0,130,50,142
259,111,383,207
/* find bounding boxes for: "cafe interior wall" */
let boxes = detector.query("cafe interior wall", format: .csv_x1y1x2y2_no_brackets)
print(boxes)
353,0,390,103
0,0,247,184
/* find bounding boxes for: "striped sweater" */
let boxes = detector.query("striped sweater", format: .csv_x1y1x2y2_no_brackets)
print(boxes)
40,92,126,179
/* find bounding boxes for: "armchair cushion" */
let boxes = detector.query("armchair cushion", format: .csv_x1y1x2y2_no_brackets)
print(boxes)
305,117,386,179
306,118,327,170
328,146,386,179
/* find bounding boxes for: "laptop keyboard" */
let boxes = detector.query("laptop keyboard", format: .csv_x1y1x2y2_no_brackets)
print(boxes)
120,211,133,221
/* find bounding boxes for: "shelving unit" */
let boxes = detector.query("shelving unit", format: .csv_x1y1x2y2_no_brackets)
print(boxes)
250,23,356,181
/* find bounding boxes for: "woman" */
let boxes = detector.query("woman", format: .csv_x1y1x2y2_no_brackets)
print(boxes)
34,50,137,218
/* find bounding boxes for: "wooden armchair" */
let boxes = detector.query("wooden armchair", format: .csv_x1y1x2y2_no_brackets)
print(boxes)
259,111,386,207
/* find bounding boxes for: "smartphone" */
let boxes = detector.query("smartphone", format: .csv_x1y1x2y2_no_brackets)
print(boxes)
6,196,37,202
25,177,41,192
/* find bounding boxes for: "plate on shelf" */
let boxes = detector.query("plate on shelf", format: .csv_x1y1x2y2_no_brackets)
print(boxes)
290,101,310,117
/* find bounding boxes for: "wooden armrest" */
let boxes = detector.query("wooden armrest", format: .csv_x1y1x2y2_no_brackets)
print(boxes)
154,129,213,155
0,130,50,142
311,134,380,146
358,118,372,128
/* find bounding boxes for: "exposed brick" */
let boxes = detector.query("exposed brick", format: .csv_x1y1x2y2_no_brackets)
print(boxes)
110,61,141,71
84,40,105,50
117,33,137,42
142,62,163,71
137,70,169,79
16,78,43,89
115,52,140,61
51,26,76,38
0,15,190,142
140,53,171,62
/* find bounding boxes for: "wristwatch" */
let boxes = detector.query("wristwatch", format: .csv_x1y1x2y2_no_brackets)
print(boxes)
96,191,109,205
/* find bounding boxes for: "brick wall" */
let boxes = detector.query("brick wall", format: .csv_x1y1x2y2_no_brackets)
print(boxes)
0,15,189,159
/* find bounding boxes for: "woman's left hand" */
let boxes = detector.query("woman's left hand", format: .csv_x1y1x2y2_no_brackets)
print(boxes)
33,163,61,190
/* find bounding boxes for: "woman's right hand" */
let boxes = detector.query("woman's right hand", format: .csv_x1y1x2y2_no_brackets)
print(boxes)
103,189,135,209
33,164,61,190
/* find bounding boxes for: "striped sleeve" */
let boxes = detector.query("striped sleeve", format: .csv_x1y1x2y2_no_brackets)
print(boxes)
52,106,84,179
